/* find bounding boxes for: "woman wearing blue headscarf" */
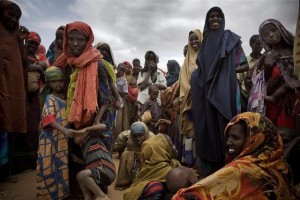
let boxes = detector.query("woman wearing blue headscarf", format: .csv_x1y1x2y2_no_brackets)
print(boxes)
191,7,249,177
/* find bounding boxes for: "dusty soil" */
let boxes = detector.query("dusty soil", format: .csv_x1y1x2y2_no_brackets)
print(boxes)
0,154,124,200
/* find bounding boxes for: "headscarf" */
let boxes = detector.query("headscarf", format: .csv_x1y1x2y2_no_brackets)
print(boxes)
258,19,297,89
54,21,102,128
179,29,202,137
173,112,293,200
38,44,46,55
123,61,132,70
166,60,180,87
0,0,27,133
94,42,117,83
40,66,65,112
94,42,116,67
27,31,41,44
124,134,181,200
194,6,241,120
127,122,151,151
54,26,65,62
45,66,65,82
259,19,294,52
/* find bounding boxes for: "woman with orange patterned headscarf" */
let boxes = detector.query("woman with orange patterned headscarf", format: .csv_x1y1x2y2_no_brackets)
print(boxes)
173,112,294,200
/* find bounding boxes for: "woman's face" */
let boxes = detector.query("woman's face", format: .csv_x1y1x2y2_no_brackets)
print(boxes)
208,11,223,30
67,29,88,57
97,43,110,60
55,29,64,50
1,5,21,31
189,32,200,51
261,23,282,47
226,122,247,159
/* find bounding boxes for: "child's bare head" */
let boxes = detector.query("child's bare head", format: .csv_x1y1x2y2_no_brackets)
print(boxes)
166,166,198,194
148,85,159,101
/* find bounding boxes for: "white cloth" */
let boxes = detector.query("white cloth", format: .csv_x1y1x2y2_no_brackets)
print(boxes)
137,71,166,105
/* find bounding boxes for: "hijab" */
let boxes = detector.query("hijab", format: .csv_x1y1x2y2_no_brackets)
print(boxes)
166,60,180,87
54,21,102,128
173,112,293,200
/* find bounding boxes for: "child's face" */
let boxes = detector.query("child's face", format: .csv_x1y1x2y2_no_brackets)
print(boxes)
117,66,125,77
250,38,262,54
149,89,159,101
261,24,282,47
49,79,65,93
278,128,295,149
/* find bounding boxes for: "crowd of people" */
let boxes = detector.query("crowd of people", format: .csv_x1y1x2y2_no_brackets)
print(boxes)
1,0,300,199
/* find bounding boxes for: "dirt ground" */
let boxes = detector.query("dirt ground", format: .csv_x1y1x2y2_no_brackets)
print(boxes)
0,154,124,200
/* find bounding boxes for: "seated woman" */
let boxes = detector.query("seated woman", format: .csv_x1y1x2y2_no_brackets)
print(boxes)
173,112,294,200
113,122,154,190
123,133,180,200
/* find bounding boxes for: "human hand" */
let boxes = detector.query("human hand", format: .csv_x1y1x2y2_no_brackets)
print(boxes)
114,99,121,110
65,128,75,138
155,119,170,127
263,51,279,68
148,61,157,72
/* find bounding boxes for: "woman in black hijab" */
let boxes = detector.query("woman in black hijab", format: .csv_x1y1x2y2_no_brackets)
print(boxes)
191,7,249,177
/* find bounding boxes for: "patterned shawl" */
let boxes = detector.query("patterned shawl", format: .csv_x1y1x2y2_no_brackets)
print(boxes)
124,134,181,200
54,21,102,128
173,112,293,200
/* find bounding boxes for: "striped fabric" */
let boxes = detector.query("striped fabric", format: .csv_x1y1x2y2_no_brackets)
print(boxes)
81,135,116,186
139,181,166,200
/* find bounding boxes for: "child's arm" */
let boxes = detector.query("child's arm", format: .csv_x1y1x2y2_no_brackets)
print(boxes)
265,84,288,103
49,122,75,138
110,83,121,109
94,103,108,125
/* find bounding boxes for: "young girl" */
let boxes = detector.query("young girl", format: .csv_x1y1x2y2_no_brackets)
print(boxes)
37,66,75,200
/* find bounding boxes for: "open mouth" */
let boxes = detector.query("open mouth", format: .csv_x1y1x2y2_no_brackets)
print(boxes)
213,22,219,26
228,148,235,154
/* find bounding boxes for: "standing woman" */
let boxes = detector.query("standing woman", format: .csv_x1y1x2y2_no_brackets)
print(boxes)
191,7,249,177
249,19,297,129
179,29,202,167
0,0,28,176
46,26,65,65
54,21,116,198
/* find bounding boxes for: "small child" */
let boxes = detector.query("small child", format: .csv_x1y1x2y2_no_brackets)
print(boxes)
114,64,129,139
164,166,198,200
37,66,75,200
140,85,161,133
72,121,116,200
